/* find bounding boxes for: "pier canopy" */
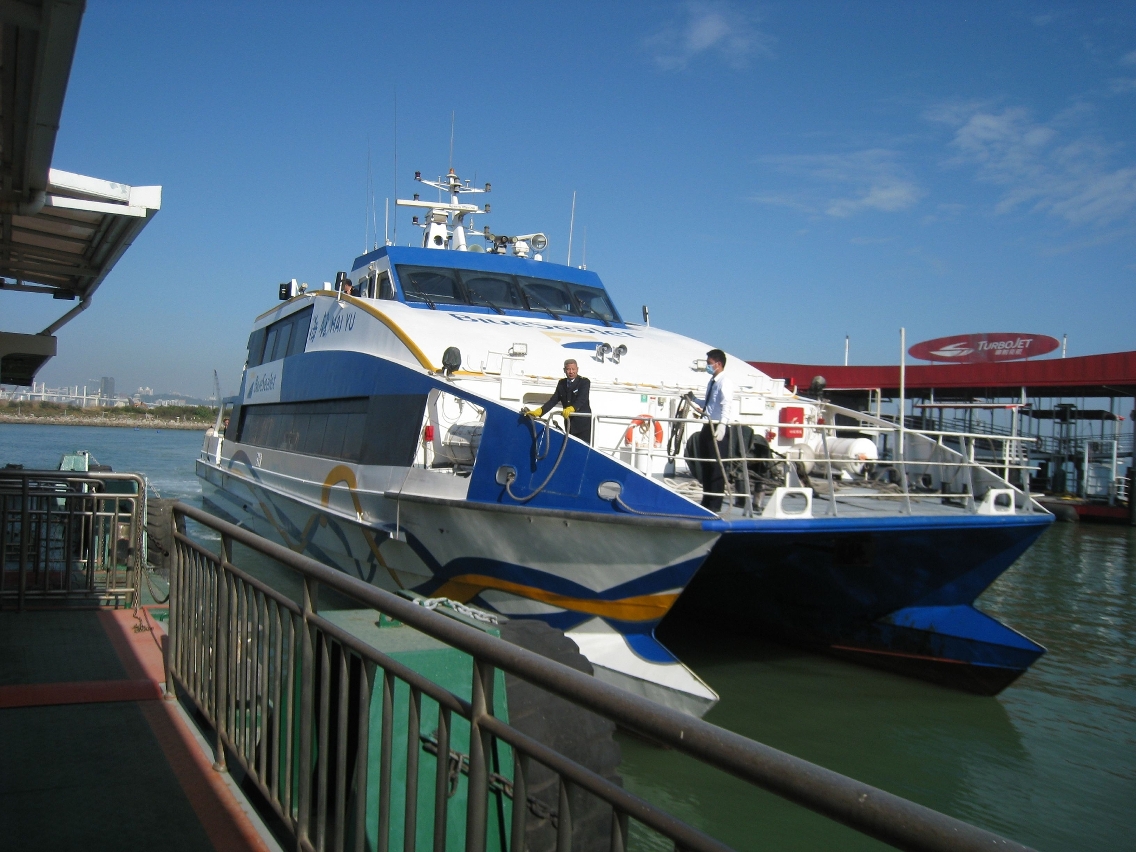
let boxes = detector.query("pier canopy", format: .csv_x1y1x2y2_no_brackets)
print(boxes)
0,0,162,386
752,350,1136,401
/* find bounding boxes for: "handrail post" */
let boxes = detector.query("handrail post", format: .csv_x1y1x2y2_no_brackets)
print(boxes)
820,418,838,518
297,574,319,844
465,657,495,852
213,533,232,772
164,506,178,701
737,422,753,517
18,474,29,611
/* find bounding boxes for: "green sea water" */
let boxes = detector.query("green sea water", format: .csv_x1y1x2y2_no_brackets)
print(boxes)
2,424,1131,850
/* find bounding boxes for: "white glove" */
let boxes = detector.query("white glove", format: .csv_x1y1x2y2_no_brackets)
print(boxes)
714,423,726,441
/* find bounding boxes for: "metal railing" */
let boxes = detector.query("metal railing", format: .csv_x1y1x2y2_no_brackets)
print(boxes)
0,469,145,609
166,501,1034,852
580,403,1040,518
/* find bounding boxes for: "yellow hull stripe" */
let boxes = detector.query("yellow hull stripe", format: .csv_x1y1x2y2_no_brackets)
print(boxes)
321,465,404,587
431,574,678,623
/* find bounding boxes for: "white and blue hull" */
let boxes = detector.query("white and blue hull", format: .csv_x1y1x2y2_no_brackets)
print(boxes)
197,336,721,713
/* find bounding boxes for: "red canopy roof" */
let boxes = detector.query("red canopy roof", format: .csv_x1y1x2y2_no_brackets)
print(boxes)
750,351,1136,398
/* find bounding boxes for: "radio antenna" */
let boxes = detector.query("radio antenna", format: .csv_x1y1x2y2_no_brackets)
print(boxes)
449,110,456,170
392,90,398,246
567,190,576,265
365,138,373,253
384,198,390,246
581,226,587,269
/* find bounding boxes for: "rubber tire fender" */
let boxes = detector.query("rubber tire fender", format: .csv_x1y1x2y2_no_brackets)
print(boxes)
498,620,622,852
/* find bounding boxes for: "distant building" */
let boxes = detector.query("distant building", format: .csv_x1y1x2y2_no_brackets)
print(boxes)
99,376,115,400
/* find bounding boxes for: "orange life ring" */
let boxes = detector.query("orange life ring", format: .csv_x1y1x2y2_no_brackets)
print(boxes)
624,415,664,447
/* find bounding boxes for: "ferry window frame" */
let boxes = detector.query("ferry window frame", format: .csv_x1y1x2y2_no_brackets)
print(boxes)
248,306,314,367
387,262,623,323
237,397,370,461
457,270,526,311
237,393,427,467
272,323,293,361
377,271,395,300
567,284,620,323
516,276,578,316
396,265,469,306
246,328,267,367
288,307,313,355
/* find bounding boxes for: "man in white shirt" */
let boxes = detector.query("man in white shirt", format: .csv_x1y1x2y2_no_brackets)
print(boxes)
695,348,735,511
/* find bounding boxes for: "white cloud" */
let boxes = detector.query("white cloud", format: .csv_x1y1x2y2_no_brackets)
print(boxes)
1109,77,1136,94
928,102,1136,226
1031,11,1068,27
753,149,921,218
1121,50,1136,66
644,1,773,71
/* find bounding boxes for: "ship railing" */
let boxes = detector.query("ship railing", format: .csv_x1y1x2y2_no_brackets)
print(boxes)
583,406,1040,518
165,501,1037,852
0,469,145,610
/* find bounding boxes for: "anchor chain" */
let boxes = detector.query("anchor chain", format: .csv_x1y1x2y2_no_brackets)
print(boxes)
420,734,557,826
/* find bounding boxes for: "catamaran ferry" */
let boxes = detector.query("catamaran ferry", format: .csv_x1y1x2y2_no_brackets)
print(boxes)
198,169,1052,714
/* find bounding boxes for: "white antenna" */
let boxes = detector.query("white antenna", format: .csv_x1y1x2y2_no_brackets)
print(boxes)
844,335,849,366
449,110,456,171
370,148,378,250
567,191,576,265
384,198,390,246
581,226,587,269
365,140,372,253
392,90,398,246
212,370,224,432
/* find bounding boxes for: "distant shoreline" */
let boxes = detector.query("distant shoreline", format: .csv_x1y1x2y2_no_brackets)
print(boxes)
0,415,209,431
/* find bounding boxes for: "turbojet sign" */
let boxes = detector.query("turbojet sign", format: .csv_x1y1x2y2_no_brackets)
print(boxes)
244,360,282,404
908,333,1060,364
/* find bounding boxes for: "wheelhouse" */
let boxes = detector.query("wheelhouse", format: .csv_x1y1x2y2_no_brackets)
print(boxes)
349,246,625,326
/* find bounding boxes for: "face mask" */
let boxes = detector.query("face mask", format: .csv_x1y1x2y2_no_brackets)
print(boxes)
705,363,716,375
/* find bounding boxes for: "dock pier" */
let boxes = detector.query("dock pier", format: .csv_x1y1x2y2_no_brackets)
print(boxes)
1,467,1039,852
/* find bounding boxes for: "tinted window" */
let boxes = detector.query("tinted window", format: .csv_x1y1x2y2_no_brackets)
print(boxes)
517,276,577,315
263,327,279,362
360,394,429,466
246,329,267,367
377,272,395,300
238,398,369,461
396,266,467,305
569,285,620,322
273,323,293,360
460,271,525,310
288,307,313,355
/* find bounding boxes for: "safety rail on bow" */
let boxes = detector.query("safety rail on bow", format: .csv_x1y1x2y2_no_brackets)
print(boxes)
583,400,1042,519
0,469,145,610
165,500,1036,852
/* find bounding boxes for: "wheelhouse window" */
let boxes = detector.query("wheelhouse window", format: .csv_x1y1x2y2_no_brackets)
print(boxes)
377,271,395,300
389,264,622,323
516,276,577,316
568,284,620,322
458,271,525,311
396,266,467,306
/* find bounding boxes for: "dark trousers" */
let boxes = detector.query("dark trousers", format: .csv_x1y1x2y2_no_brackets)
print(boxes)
568,413,592,444
699,423,729,511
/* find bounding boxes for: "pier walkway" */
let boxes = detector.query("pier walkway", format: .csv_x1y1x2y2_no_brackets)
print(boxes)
0,605,278,852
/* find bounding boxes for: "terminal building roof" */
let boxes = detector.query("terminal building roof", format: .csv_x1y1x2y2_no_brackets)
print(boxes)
752,350,1136,401
0,0,161,386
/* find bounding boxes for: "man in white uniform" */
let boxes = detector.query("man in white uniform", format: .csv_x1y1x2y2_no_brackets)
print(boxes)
695,348,735,511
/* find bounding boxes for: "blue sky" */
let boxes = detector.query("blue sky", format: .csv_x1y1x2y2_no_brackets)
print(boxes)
4,1,1135,398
